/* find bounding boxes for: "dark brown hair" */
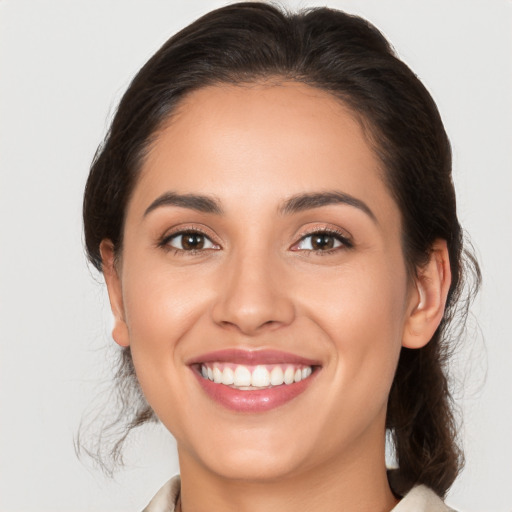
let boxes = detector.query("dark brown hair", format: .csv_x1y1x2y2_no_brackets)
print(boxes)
82,2,480,497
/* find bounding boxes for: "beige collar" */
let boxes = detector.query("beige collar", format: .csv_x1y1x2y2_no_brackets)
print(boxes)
142,475,455,512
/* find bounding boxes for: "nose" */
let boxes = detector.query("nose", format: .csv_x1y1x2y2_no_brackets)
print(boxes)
211,249,295,336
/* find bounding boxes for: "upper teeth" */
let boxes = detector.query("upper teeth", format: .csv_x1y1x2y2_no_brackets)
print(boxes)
200,363,313,389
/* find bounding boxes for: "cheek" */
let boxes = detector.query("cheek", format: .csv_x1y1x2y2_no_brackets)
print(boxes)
119,269,212,442
302,254,408,335
297,256,408,402
123,253,211,339
119,254,213,397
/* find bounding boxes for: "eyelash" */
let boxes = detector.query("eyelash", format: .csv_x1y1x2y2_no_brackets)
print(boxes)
158,228,219,256
293,228,353,255
158,227,353,256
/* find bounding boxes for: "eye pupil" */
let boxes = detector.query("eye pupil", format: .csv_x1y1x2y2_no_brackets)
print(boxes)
182,233,204,250
312,234,334,250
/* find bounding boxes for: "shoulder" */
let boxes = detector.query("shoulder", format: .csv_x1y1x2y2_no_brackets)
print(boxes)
142,475,180,512
392,485,456,512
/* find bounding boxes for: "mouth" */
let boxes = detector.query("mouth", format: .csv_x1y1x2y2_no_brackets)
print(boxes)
198,362,313,390
189,349,321,412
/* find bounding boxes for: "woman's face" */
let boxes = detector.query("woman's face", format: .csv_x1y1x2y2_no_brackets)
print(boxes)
106,82,419,481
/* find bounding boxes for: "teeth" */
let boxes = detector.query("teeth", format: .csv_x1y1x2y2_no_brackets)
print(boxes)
284,366,295,385
302,367,312,379
221,366,234,385
200,363,314,389
251,365,270,387
270,366,284,386
213,366,223,384
234,365,252,387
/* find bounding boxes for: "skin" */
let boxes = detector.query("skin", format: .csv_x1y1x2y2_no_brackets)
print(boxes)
101,82,451,512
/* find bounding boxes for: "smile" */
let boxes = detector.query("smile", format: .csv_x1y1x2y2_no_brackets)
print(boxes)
200,362,313,389
190,349,320,412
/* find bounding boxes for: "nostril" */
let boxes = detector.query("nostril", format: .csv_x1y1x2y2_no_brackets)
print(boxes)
217,318,285,334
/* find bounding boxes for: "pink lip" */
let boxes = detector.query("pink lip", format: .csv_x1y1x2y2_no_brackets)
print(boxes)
187,348,320,366
189,349,321,413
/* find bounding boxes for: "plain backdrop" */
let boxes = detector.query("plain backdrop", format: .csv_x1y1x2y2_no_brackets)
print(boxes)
1,1,511,510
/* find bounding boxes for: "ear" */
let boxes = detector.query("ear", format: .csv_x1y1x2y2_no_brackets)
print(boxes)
100,239,130,347
402,239,451,349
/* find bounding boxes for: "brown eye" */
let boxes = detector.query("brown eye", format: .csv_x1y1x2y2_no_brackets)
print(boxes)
294,231,351,252
166,231,218,251
182,233,205,250
311,234,335,250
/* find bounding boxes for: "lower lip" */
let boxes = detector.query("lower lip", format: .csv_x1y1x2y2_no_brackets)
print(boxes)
192,369,318,413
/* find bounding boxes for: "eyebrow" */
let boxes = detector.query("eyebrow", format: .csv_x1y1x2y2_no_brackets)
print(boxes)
144,192,224,217
279,191,377,222
143,190,376,222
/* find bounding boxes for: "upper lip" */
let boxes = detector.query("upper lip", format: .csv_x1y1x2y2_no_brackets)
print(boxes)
187,349,321,366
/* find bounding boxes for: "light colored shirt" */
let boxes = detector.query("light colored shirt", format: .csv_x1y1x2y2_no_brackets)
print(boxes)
142,475,455,511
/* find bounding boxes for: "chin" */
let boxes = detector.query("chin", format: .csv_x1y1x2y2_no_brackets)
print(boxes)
180,426,315,482
205,448,307,482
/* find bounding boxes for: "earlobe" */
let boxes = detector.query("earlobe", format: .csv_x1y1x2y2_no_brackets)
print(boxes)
99,239,130,347
402,239,451,349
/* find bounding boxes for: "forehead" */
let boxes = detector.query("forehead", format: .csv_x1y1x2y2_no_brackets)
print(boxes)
130,81,396,222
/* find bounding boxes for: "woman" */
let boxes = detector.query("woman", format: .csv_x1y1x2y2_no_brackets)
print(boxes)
82,2,480,511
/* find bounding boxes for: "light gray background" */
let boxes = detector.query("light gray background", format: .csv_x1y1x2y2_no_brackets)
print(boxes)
1,1,511,510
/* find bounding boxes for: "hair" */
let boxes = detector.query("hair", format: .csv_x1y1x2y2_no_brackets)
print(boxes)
82,1,480,498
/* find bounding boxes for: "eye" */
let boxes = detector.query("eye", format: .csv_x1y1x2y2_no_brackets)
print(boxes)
164,231,219,251
293,230,352,252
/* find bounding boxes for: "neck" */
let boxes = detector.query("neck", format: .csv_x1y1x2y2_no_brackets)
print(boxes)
177,431,398,512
